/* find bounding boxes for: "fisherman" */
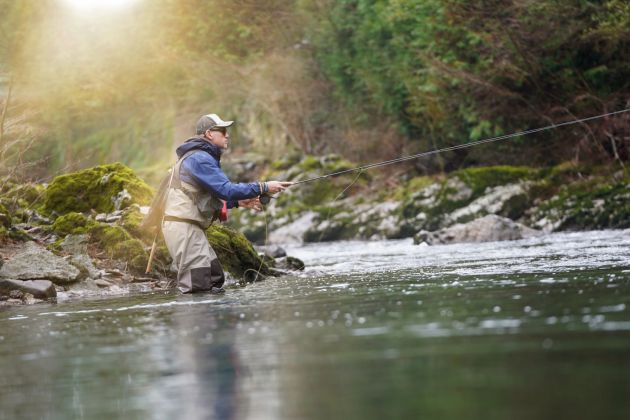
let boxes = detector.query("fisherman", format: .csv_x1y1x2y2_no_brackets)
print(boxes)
162,113,292,293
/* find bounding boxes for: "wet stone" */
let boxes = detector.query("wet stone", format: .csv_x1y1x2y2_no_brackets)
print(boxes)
0,242,80,284
0,279,57,299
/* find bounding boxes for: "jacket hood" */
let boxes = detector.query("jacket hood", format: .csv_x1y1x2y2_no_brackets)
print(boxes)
176,137,222,160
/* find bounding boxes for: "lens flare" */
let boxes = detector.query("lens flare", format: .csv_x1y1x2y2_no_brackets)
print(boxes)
60,0,140,13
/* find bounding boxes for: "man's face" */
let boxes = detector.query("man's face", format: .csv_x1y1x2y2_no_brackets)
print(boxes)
206,127,229,150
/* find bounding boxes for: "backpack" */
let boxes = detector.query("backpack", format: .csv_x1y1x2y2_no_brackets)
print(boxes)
140,167,175,232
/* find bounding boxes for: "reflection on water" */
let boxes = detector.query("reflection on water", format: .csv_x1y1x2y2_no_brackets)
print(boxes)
1,230,630,419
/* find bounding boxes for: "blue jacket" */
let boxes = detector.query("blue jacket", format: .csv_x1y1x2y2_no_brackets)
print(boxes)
176,137,261,209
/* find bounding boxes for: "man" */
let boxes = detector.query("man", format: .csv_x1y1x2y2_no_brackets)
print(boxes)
162,113,292,293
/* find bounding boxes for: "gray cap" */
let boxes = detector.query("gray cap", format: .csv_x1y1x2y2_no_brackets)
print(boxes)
196,113,234,134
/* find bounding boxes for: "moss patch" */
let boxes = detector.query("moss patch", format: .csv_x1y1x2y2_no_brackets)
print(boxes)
534,173,630,230
51,212,97,236
207,224,269,278
43,163,154,215
454,165,537,197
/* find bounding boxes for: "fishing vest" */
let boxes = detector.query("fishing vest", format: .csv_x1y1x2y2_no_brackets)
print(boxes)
164,150,225,229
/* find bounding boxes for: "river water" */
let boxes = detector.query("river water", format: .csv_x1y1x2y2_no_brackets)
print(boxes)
1,230,629,420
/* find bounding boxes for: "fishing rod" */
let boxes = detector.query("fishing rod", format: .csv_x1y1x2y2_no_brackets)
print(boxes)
287,108,630,186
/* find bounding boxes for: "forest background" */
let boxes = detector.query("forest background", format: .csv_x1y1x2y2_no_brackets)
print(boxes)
0,0,628,187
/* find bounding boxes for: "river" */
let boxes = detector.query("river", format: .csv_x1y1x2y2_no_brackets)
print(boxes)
1,230,629,419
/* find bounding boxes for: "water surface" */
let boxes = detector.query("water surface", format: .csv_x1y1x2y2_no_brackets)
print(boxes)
1,230,629,419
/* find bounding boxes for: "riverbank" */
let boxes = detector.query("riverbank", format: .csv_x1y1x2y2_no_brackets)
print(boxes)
1,158,628,304
228,156,630,245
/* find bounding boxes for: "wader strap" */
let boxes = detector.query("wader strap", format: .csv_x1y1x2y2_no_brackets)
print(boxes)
164,215,207,230
171,149,201,190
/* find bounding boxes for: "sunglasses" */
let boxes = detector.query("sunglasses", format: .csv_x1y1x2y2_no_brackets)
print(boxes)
209,127,227,135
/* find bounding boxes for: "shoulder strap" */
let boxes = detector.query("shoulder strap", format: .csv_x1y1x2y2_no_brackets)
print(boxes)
171,149,201,189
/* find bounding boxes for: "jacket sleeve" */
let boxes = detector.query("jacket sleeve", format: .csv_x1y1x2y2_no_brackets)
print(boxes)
182,154,262,201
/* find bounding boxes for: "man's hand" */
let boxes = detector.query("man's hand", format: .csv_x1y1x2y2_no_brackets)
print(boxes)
238,197,263,212
266,181,294,194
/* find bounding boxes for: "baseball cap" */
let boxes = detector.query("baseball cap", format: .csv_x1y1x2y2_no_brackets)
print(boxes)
196,113,234,134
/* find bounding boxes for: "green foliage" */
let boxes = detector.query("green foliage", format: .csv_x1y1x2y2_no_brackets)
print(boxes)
43,163,153,215
305,0,630,167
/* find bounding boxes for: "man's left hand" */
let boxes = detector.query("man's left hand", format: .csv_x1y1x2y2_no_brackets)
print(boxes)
239,198,263,212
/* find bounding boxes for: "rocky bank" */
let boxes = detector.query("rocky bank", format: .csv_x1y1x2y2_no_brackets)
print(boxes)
228,156,630,245
0,164,304,305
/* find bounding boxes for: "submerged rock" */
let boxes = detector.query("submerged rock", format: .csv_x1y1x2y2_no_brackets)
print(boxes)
415,214,541,245
0,242,81,284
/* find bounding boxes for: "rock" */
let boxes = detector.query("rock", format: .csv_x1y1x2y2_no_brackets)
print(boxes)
0,279,57,299
9,289,24,299
60,234,89,254
70,254,101,279
258,245,287,258
0,242,81,284
275,256,305,271
415,214,542,245
95,279,113,288
268,212,318,244
445,182,531,225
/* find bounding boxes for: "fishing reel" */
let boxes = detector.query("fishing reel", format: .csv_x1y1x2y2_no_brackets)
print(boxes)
259,193,273,206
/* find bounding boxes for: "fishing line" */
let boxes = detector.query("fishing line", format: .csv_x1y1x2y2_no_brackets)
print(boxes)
317,169,364,242
244,204,269,283
292,108,630,185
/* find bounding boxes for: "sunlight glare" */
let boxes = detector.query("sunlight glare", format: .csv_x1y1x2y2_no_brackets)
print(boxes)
60,0,140,13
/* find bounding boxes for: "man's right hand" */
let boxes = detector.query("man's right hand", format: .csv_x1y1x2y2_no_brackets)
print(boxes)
266,181,294,194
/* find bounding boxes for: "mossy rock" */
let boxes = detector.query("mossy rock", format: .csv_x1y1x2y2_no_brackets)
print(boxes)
119,205,150,240
534,173,630,230
89,223,133,251
454,165,538,197
0,202,11,229
51,212,97,236
43,163,154,215
112,239,148,271
207,224,270,278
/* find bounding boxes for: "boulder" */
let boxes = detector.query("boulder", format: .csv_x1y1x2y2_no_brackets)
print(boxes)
415,214,542,245
60,234,89,255
70,254,101,279
268,212,318,244
0,242,81,284
0,279,57,299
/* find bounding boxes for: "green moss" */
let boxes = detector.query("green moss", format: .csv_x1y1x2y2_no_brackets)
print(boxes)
535,173,630,230
51,212,97,236
43,163,154,215
300,155,323,171
454,165,537,196
207,224,269,278
390,176,433,201
89,223,133,250
120,206,148,239
0,226,8,244
270,152,303,171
